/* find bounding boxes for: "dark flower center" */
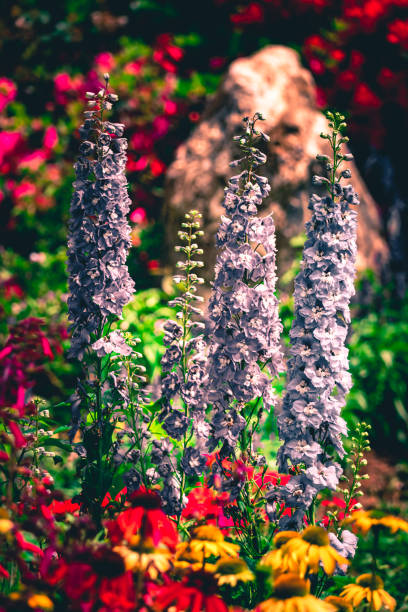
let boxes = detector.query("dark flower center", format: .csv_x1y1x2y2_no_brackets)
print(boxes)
302,526,330,546
274,574,309,598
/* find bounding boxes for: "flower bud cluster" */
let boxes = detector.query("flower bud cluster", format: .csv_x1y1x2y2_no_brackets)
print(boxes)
270,113,359,529
67,75,135,360
155,211,208,515
206,113,283,456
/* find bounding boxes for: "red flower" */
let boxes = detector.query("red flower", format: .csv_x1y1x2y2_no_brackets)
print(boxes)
388,19,408,51
304,34,328,53
231,2,264,25
353,83,382,109
153,572,228,612
15,530,43,556
63,562,97,602
47,499,81,516
320,496,358,527
350,50,365,71
309,58,326,75
377,67,401,89
338,70,358,91
150,157,166,177
100,571,136,611
182,485,232,528
106,489,178,551
0,564,9,580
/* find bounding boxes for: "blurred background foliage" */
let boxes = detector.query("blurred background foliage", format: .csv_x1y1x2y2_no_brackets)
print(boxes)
0,0,408,469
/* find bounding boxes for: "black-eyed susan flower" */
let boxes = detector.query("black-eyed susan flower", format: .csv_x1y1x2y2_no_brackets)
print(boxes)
324,595,353,612
282,526,348,576
214,558,254,587
260,531,300,574
177,525,239,560
340,574,396,611
174,545,216,574
256,574,335,612
343,510,408,536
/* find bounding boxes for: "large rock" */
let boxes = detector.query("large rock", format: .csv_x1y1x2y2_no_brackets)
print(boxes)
164,45,388,284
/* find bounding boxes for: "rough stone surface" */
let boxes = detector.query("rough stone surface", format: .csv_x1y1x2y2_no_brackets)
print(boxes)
163,45,388,284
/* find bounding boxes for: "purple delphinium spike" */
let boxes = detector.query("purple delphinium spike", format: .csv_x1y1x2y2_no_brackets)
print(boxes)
206,113,283,459
67,78,134,361
66,76,137,520
269,111,359,530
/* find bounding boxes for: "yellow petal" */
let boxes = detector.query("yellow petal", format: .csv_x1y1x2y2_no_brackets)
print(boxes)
319,547,336,575
379,589,397,611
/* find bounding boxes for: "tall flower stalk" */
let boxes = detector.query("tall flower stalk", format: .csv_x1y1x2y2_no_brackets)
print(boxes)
204,114,284,557
67,75,135,524
270,112,359,530
206,113,283,460
152,210,208,517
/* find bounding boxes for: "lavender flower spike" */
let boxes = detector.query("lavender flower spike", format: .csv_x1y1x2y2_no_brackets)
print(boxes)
206,113,283,457
67,76,134,360
270,111,359,529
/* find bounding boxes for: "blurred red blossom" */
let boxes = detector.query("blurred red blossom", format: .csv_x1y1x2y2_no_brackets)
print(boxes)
0,77,17,112
231,2,264,25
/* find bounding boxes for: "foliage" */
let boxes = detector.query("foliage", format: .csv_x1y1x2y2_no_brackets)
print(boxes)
346,273,408,458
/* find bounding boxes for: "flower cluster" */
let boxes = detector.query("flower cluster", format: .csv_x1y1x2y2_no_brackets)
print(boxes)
153,210,208,515
0,318,60,450
67,75,134,359
271,113,359,530
206,113,283,458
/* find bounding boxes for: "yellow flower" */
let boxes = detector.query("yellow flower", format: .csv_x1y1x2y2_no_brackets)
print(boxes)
260,531,300,574
113,539,172,579
256,574,335,612
214,558,254,587
27,593,54,610
282,526,348,576
174,545,216,573
177,525,239,560
340,574,396,611
0,518,14,534
324,595,353,612
343,510,408,536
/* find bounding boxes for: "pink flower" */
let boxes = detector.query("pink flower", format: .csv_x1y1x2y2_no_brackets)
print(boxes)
41,336,54,360
7,420,26,449
129,207,147,224
0,131,24,171
128,155,149,172
309,58,326,75
0,77,17,112
124,60,144,75
43,126,58,150
153,115,170,138
17,150,47,172
163,99,178,115
94,52,115,72
13,181,36,203
54,72,83,105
